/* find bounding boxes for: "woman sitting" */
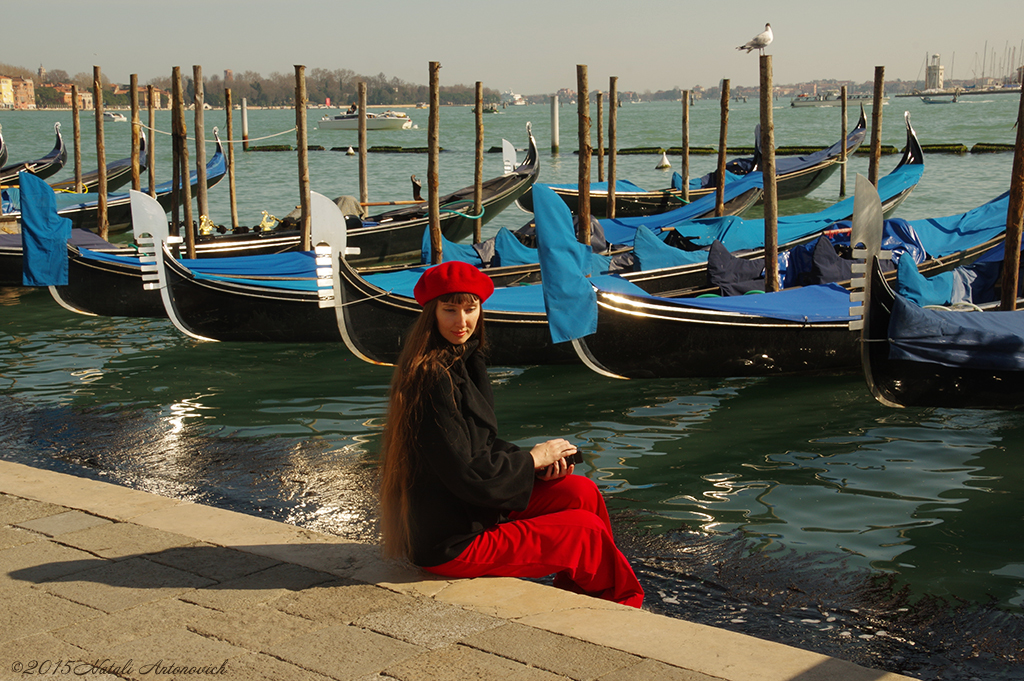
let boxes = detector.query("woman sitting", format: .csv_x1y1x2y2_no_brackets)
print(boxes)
378,261,644,608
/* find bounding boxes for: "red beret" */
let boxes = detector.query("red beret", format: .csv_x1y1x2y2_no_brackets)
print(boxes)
413,261,495,306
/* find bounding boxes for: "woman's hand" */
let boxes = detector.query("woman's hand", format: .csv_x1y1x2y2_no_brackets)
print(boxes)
536,456,574,481
530,439,577,479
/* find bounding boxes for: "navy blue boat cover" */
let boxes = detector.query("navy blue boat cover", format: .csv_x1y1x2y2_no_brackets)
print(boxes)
888,294,1024,371
19,172,71,286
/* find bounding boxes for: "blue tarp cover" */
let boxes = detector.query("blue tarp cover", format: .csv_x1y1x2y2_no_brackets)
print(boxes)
894,253,953,307
79,247,319,279
888,294,1024,371
896,191,1010,257
598,173,765,246
602,161,922,257
19,172,71,286
533,184,600,342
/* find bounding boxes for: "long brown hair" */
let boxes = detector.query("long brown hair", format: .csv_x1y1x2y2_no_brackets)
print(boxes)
379,292,487,560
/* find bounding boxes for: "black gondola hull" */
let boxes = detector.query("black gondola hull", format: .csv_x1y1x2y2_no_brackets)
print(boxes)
163,255,342,342
862,257,1024,410
577,290,858,379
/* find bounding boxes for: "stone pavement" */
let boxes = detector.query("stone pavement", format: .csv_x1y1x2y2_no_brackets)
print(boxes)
0,460,914,681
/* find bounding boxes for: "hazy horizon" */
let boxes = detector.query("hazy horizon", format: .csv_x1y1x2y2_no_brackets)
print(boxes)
7,0,1023,94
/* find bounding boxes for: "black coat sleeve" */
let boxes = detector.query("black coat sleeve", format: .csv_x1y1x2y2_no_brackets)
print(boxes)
416,369,535,513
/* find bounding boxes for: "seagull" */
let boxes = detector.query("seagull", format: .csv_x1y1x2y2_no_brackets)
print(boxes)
737,23,773,55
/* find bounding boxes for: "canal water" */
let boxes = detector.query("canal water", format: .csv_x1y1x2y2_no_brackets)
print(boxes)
2,93,1023,680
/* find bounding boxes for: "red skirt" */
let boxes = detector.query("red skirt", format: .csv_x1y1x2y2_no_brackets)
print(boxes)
424,474,644,608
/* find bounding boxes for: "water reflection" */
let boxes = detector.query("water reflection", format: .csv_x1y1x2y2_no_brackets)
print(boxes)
494,367,1024,616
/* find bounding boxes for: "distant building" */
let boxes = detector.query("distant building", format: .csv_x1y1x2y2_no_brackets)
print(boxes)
38,83,93,109
925,54,945,91
110,83,165,109
0,75,36,109
0,76,13,108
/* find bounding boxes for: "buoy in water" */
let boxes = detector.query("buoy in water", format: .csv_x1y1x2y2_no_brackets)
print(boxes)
346,146,355,156
655,151,671,169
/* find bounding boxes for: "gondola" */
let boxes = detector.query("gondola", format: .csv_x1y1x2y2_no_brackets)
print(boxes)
155,120,918,355
0,122,67,185
859,253,1024,410
12,126,538,313
599,112,923,296
1,131,226,234
535,170,1016,380
127,187,578,360
332,136,922,370
48,130,149,194
516,107,868,218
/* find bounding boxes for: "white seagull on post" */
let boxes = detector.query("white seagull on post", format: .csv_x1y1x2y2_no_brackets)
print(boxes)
737,23,773,55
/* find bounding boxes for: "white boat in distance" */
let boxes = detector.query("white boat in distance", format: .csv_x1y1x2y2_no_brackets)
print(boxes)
317,109,413,130
790,92,888,108
103,112,128,122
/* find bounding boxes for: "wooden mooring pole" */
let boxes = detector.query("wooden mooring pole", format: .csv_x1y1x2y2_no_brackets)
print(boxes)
130,74,140,191
869,66,884,187
760,56,779,292
999,83,1024,311
596,93,604,183
93,66,108,240
608,75,618,220
839,85,848,197
193,66,209,222
473,81,484,243
71,85,82,193
170,72,181,234
680,89,690,203
715,79,730,218
147,85,156,196
358,82,368,207
225,88,239,231
577,65,591,245
428,61,442,264
172,67,195,258
295,65,311,251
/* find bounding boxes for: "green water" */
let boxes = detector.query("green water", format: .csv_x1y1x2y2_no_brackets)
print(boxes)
2,94,1024,679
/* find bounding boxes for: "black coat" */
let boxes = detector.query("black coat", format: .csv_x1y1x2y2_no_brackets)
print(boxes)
407,342,535,566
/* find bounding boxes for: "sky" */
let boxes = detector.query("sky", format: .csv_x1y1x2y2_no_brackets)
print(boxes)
5,0,1024,94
